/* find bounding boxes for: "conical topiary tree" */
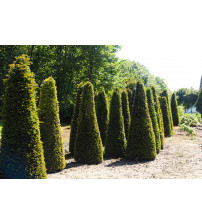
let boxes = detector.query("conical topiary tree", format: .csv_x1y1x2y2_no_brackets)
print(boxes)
121,90,130,139
126,81,156,161
127,89,133,113
171,92,179,126
0,55,47,179
146,88,161,153
74,82,103,164
161,89,173,134
96,88,109,146
105,88,127,158
38,77,65,173
69,82,84,155
160,97,172,137
151,86,165,149
195,89,202,117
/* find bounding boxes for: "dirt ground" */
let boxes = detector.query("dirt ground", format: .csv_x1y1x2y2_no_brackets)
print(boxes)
48,125,202,179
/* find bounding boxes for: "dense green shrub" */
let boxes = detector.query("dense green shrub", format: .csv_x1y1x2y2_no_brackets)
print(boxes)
38,77,65,173
127,89,133,113
160,97,172,137
69,82,84,155
0,55,47,179
195,89,202,116
161,89,173,134
179,124,195,136
96,88,109,146
180,113,199,127
171,92,179,126
146,88,161,153
126,81,156,161
151,86,165,149
105,88,127,158
121,90,130,139
74,82,103,164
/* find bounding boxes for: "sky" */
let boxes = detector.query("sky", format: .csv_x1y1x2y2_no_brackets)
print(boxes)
116,45,202,92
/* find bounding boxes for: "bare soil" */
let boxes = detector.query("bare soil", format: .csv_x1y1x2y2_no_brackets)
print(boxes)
48,126,202,179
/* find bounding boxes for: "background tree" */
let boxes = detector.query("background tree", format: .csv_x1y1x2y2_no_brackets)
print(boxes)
121,90,130,139
0,55,47,179
74,82,103,164
38,77,65,173
171,92,179,126
195,89,202,116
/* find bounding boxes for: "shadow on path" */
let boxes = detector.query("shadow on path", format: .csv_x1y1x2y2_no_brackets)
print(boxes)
105,158,151,167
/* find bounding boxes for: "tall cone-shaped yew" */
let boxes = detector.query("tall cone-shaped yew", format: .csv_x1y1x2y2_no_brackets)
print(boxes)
105,88,127,158
171,92,179,126
38,77,65,173
151,86,165,149
96,88,109,146
74,82,103,164
0,55,47,179
69,82,84,155
160,97,172,137
126,81,156,161
146,88,161,153
121,90,130,139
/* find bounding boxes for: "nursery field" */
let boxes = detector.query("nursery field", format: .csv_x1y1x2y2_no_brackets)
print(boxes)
48,125,202,179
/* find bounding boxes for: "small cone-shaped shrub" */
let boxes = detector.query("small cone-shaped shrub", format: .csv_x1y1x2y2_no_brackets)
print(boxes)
171,92,179,126
74,82,103,164
96,88,109,146
121,90,130,139
151,86,165,149
69,82,84,155
126,81,156,161
161,89,173,134
196,89,202,116
105,88,127,158
38,77,65,173
146,88,161,153
0,55,47,179
160,97,172,137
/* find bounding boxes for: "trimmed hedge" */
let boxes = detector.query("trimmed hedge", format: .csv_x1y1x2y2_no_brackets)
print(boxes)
105,88,127,158
38,77,65,173
69,82,84,155
146,88,161,153
160,97,172,137
96,88,109,146
121,90,130,139
74,82,103,164
126,81,156,161
151,86,165,149
0,55,47,179
171,92,179,126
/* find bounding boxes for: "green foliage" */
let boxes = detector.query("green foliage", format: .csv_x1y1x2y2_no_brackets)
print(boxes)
0,55,47,179
178,105,185,118
38,77,65,173
126,81,156,161
74,82,103,164
127,89,133,113
160,89,173,134
160,97,172,137
179,124,195,136
121,90,130,139
151,86,165,149
105,88,127,158
0,121,2,136
180,114,199,127
195,89,202,115
146,88,161,153
96,88,109,146
171,92,179,126
69,82,84,155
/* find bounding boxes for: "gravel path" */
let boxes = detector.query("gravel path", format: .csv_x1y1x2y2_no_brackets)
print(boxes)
48,126,202,179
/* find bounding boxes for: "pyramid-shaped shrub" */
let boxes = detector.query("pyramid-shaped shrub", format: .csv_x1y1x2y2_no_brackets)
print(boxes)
171,92,179,126
161,89,173,134
126,81,156,161
74,82,103,164
0,55,47,179
105,88,127,158
160,97,172,137
151,86,165,149
69,82,84,155
38,77,65,173
146,88,161,153
96,88,109,146
127,89,133,113
121,90,130,139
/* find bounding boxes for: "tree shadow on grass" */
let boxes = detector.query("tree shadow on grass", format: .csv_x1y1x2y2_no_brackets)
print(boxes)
105,158,151,167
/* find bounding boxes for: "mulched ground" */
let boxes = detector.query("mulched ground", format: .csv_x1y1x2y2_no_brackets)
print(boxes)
49,125,202,179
